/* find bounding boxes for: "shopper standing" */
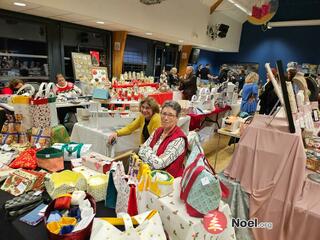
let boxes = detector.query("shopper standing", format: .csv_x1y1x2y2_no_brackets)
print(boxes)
179,66,197,100
240,72,259,115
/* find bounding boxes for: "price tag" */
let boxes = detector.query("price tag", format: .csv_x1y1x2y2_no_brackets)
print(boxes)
35,143,41,149
201,176,210,186
33,190,43,196
16,182,27,193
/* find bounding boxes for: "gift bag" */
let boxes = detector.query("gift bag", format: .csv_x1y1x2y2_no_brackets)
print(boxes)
0,114,18,144
46,82,59,127
30,83,51,128
11,84,35,130
105,170,117,209
90,210,166,240
52,143,92,161
30,127,51,148
51,125,70,144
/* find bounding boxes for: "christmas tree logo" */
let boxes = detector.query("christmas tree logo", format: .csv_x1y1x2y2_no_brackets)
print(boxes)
203,210,227,234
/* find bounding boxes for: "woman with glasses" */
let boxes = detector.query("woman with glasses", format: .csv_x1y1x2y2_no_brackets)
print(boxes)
108,97,161,144
138,100,187,178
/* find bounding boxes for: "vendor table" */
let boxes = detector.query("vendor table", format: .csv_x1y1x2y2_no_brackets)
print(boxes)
188,105,231,131
70,116,191,156
224,114,320,240
0,162,116,240
148,91,173,105
138,178,236,240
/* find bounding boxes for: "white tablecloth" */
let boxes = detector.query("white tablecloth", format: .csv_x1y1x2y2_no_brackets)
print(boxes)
138,178,236,240
71,116,191,156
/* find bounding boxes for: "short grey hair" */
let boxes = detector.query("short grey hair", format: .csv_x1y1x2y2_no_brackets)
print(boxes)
161,100,181,117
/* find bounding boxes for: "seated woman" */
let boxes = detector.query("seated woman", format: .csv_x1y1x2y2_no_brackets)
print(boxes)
55,73,82,95
240,72,259,115
138,101,187,178
108,97,161,144
1,79,24,94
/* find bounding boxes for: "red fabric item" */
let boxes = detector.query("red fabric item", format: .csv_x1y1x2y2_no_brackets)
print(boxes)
252,5,262,19
1,87,13,95
54,196,72,210
148,91,173,105
56,82,74,94
9,148,37,170
127,184,138,216
261,3,271,17
149,126,187,178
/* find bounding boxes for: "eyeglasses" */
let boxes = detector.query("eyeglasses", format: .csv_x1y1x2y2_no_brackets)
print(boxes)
161,112,177,118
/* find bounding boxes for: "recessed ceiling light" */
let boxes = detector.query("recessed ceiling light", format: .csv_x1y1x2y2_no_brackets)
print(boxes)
178,40,184,43
145,32,153,36
14,2,26,7
219,49,224,51
96,21,104,24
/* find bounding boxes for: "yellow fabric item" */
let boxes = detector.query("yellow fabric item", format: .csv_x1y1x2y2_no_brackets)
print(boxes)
50,170,84,188
116,113,161,144
47,221,61,234
11,95,30,104
137,163,151,192
149,170,174,197
100,210,157,226
59,217,77,227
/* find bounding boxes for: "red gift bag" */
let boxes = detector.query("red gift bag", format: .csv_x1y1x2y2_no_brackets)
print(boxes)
127,184,138,216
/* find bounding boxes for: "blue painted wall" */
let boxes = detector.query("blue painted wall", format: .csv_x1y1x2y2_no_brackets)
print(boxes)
197,22,320,82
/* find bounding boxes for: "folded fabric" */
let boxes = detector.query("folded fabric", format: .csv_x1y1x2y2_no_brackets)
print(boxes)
47,221,61,234
47,210,62,223
60,225,74,234
68,207,81,221
9,148,37,170
71,190,86,205
59,216,77,227
54,196,72,210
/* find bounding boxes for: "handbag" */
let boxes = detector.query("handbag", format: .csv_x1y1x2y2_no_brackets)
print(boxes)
11,84,35,129
52,143,92,161
0,114,18,145
149,170,174,198
180,153,228,217
30,82,51,128
36,147,64,172
90,210,166,240
4,190,43,218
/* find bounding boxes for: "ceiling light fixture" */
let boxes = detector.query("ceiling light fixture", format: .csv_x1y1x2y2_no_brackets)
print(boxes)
219,49,224,51
145,32,153,35
96,21,104,24
140,0,165,5
178,40,184,43
14,2,26,7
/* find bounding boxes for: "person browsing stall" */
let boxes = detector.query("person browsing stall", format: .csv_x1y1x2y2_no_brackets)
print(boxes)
55,73,82,95
1,79,24,94
108,97,161,144
178,66,197,100
138,101,187,178
240,72,259,115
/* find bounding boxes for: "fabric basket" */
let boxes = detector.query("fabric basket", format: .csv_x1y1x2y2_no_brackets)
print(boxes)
36,147,64,172
0,114,18,145
44,193,96,240
51,125,70,145
45,170,87,199
30,127,51,149
149,170,174,198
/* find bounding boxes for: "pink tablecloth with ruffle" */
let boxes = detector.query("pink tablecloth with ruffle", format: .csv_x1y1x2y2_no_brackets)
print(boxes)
224,114,320,240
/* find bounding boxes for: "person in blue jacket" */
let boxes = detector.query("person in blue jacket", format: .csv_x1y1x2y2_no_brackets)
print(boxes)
240,72,259,115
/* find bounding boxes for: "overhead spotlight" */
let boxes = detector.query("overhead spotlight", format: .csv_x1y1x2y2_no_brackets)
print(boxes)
217,24,229,38
206,23,230,40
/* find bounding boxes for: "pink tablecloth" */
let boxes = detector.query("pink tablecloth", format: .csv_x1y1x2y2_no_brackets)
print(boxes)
224,114,320,240
188,105,231,130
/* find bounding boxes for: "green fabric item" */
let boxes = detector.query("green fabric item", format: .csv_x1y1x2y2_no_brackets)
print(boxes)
36,147,63,159
51,125,70,144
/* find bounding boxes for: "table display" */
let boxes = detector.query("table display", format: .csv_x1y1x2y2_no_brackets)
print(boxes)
224,115,320,240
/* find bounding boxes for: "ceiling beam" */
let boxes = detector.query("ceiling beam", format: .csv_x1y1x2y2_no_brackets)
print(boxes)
210,0,224,14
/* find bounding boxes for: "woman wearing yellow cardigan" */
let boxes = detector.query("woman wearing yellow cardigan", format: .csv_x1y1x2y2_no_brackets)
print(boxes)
107,97,161,144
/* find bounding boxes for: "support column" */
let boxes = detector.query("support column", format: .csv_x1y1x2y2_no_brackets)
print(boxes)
178,45,193,77
112,31,127,78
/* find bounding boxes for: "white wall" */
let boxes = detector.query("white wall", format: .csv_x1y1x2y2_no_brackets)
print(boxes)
24,0,244,52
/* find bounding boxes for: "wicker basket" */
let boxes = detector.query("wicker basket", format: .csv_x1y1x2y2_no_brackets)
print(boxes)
44,193,96,240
